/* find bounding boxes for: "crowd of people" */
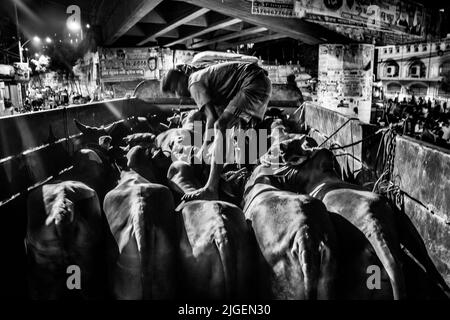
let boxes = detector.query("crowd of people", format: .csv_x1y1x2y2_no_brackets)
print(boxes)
22,87,94,112
377,95,450,149
0,87,100,117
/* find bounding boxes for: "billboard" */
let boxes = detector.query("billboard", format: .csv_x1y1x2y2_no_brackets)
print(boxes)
251,0,296,17
99,47,175,83
294,0,427,39
317,44,374,123
251,0,434,43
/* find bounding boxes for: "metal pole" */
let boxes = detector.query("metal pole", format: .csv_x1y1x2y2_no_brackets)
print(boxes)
14,1,23,63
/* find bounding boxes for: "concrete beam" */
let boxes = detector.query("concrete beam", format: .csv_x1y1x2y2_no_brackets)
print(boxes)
176,0,350,45
164,17,241,47
218,33,288,50
140,10,167,24
183,15,208,27
137,7,210,46
190,26,267,49
103,0,163,46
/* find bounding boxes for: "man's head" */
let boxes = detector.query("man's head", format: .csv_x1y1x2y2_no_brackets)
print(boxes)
161,68,191,98
148,57,157,71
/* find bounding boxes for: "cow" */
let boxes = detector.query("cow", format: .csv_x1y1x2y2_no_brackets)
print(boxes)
274,147,407,299
25,148,119,299
103,146,178,299
167,160,254,300
242,164,338,300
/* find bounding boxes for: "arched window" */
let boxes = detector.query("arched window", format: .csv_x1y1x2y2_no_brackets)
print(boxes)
409,83,427,96
386,83,401,95
408,60,426,78
384,60,399,77
439,61,450,76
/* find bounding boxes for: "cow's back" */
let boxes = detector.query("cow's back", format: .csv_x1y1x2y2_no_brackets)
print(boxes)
177,200,255,300
245,188,337,299
26,180,104,300
103,172,177,299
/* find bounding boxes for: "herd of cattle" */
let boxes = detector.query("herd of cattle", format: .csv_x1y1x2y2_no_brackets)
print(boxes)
24,108,450,300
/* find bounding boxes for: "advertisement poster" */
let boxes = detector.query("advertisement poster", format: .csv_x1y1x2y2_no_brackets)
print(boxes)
99,47,176,83
317,44,374,123
251,0,296,18
174,50,197,66
261,64,310,84
293,0,430,42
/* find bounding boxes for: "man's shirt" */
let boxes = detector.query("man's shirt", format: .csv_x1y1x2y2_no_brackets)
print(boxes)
188,61,265,114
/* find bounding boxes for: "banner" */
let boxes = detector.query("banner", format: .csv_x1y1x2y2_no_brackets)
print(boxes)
99,47,175,83
251,0,296,18
317,44,374,123
261,64,311,84
293,0,427,40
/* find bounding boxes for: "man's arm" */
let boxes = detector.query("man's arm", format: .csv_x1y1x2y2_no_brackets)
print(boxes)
181,109,236,201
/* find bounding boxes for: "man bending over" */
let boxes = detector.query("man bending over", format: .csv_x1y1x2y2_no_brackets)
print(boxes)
161,61,272,201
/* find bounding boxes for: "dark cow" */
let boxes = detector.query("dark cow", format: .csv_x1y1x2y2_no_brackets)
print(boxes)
26,148,118,299
167,161,254,299
276,147,407,299
103,146,177,299
242,164,338,299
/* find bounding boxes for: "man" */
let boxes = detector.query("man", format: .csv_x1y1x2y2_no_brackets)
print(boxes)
161,61,272,201
286,74,303,105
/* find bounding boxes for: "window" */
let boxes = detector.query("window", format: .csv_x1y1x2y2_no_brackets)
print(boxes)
422,45,427,52
409,84,427,96
385,60,399,77
409,60,426,78
396,46,400,53
414,46,419,52
389,48,393,54
407,46,411,52
387,83,401,95
440,62,450,75
384,48,387,54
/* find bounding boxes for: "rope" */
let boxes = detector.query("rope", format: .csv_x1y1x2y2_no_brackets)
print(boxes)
328,128,387,151
318,117,359,148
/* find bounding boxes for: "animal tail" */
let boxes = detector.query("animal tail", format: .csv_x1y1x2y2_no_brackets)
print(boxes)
367,228,406,300
214,229,234,299
130,191,148,299
292,228,320,300
317,241,336,300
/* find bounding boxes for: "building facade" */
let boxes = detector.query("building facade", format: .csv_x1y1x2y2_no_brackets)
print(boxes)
376,39,450,102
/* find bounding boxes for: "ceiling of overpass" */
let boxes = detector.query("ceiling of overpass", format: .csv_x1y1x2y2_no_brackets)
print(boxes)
97,0,352,48
2,0,449,53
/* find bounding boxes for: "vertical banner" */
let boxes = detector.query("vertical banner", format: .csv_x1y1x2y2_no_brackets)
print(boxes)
317,44,374,123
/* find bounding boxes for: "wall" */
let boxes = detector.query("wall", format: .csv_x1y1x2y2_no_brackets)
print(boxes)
0,98,196,205
393,135,450,284
304,102,379,179
305,103,450,286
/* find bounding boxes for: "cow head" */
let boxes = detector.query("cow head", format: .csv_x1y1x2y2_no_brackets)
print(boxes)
126,145,158,183
72,148,119,198
274,148,338,194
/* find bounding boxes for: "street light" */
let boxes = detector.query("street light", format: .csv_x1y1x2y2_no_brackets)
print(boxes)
45,37,52,44
18,36,42,63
